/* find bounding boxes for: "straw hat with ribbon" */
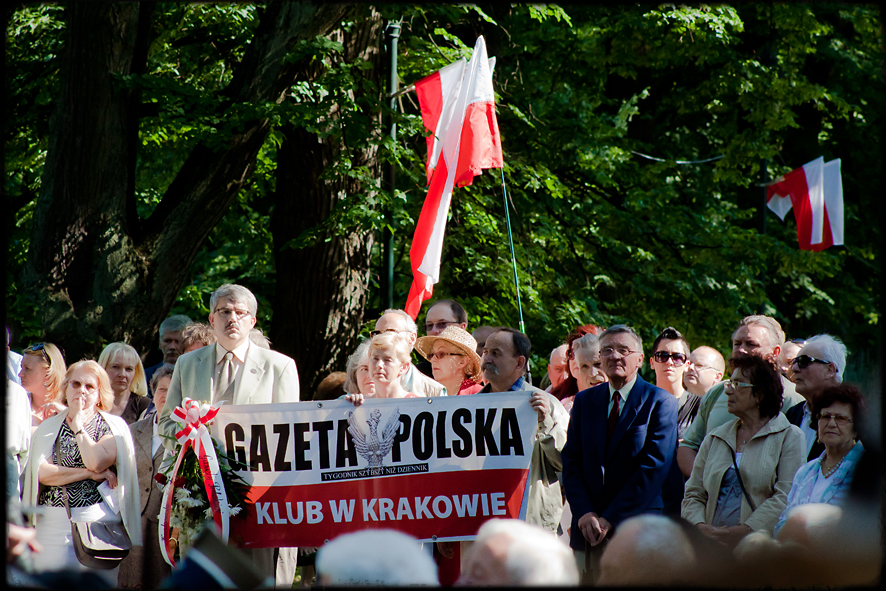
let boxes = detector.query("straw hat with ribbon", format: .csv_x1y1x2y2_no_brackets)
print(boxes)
415,325,483,383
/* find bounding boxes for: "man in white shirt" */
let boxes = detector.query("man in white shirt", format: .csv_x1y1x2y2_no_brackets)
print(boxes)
159,283,300,587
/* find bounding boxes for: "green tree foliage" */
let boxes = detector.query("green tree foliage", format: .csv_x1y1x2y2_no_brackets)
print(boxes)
6,3,882,388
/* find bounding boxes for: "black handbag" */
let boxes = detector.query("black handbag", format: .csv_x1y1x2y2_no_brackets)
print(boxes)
56,428,132,569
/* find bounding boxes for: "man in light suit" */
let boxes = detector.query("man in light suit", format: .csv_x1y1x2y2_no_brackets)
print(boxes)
159,283,300,587
561,324,678,583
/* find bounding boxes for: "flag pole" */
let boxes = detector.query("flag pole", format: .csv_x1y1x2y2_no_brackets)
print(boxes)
499,167,532,384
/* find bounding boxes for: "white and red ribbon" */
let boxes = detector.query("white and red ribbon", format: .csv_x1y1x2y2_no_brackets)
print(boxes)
159,398,228,567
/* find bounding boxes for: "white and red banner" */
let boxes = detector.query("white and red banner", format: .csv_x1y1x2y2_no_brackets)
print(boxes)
766,156,844,251
405,37,504,318
212,393,536,548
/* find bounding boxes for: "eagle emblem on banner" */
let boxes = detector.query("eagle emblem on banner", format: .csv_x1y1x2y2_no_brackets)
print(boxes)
348,408,401,467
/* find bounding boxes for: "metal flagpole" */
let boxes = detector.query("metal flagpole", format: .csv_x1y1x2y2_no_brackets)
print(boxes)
499,167,532,384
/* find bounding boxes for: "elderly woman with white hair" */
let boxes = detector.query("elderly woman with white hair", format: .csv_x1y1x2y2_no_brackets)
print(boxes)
23,360,140,584
98,342,151,425
343,340,375,397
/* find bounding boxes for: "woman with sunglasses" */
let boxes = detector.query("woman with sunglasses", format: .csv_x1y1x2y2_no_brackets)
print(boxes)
22,360,140,584
20,343,67,428
681,355,805,550
773,383,865,539
98,342,151,425
415,326,484,397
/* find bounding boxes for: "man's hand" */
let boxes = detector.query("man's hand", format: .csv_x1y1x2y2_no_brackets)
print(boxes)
7,523,41,562
530,392,549,423
577,512,612,546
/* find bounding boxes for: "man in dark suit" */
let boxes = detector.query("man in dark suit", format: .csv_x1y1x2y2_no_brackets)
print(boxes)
786,334,847,461
561,324,678,583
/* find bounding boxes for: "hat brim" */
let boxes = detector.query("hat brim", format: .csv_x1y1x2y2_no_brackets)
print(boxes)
415,335,483,383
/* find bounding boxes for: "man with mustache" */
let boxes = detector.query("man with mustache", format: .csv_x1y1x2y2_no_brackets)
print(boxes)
478,327,569,533
158,283,300,587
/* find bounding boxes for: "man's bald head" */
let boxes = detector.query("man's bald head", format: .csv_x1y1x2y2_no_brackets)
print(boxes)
598,515,697,586
472,326,497,356
684,346,725,397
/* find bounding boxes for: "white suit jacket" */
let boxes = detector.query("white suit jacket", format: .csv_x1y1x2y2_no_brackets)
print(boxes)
158,343,300,449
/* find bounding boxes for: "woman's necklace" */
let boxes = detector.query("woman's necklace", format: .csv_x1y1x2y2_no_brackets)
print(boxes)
822,452,848,478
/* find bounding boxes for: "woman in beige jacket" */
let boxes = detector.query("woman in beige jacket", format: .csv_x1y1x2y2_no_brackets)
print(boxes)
681,355,804,550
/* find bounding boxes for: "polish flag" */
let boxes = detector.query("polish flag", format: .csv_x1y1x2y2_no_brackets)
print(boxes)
766,157,844,251
405,37,503,319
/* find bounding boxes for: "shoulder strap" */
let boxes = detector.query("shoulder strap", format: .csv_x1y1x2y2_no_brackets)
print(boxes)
732,451,757,512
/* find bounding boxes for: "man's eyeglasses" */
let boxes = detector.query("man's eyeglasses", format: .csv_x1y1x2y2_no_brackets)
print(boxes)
791,355,832,370
427,351,465,361
818,412,853,426
370,328,411,338
27,343,50,365
425,321,458,333
688,361,716,372
652,351,688,366
724,380,754,390
600,347,639,358
213,307,252,320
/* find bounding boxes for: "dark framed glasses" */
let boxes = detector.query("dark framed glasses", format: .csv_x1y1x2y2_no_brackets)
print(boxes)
652,351,688,366
791,355,832,370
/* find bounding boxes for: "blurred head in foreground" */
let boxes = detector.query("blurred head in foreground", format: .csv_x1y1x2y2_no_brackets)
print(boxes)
458,518,578,586
315,529,438,586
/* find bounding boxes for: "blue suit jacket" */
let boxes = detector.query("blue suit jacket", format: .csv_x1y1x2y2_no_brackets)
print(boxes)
561,375,678,550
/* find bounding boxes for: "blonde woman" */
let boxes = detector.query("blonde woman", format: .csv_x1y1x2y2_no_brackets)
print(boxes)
23,360,140,584
19,343,67,428
345,332,417,406
98,342,151,425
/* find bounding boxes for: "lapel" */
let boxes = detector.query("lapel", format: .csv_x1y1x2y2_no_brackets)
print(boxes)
235,345,266,404
605,376,647,463
194,348,216,403
132,420,152,459
588,385,609,469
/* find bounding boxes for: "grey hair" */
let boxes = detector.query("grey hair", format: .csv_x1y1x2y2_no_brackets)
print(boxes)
343,340,371,394
735,315,785,349
316,529,438,586
572,333,600,355
803,334,848,380
608,515,697,584
150,363,176,393
159,314,192,338
599,324,643,355
249,327,271,350
474,519,578,585
210,284,258,316
379,308,417,335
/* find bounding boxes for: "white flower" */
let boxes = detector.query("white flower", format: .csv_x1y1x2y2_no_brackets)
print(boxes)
175,488,191,501
179,496,205,508
204,507,214,519
229,506,242,516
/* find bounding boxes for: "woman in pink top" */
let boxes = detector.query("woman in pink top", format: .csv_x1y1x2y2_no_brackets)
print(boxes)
415,325,483,396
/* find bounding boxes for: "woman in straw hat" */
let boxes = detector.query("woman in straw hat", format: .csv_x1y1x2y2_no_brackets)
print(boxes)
415,326,484,396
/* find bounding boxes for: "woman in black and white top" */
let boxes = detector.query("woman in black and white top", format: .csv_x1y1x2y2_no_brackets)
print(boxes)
23,360,141,584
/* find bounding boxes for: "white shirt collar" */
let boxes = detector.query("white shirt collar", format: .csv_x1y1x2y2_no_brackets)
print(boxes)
608,375,638,400
215,340,250,364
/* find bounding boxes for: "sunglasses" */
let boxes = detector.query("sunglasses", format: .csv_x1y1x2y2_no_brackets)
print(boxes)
27,343,50,365
425,321,458,333
791,355,832,370
652,351,688,366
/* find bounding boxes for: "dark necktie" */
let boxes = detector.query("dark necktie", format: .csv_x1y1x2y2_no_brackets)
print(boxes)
607,391,621,443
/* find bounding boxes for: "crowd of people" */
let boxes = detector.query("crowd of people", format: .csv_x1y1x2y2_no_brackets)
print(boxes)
5,284,880,588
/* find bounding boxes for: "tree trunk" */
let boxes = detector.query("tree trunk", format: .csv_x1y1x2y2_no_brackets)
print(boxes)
270,12,384,398
22,1,350,361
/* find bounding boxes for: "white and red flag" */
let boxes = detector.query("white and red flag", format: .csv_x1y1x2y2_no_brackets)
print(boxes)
766,157,844,251
405,37,503,319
